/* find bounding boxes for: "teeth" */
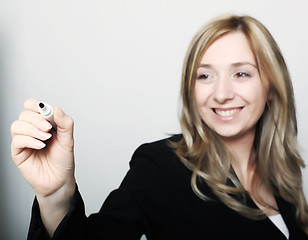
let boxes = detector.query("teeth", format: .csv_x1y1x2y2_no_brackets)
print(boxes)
215,108,241,117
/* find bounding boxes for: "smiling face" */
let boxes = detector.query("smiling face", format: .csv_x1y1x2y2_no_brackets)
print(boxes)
194,31,269,143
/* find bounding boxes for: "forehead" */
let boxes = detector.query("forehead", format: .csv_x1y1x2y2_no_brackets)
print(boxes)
200,31,256,66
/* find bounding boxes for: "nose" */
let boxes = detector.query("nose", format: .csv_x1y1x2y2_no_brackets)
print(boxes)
213,76,235,103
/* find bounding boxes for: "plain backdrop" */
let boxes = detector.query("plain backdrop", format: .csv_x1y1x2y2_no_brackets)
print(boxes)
0,0,307,239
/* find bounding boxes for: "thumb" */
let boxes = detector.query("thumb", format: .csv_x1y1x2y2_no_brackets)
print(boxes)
53,106,74,150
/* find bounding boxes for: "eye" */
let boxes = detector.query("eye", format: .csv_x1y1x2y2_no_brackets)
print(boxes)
197,74,210,80
235,72,250,78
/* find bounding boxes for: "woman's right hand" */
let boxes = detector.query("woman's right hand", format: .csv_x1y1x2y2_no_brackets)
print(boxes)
11,98,76,198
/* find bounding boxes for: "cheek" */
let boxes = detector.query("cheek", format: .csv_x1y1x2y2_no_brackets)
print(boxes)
194,92,203,110
259,73,271,100
193,85,213,125
194,82,211,108
249,86,267,118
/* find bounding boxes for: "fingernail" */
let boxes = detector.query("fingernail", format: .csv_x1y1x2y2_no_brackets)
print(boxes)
38,131,52,140
36,141,46,148
42,121,52,131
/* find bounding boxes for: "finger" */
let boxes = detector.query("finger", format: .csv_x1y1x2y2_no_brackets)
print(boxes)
11,135,46,164
53,106,74,150
11,120,52,140
11,146,33,167
24,98,41,112
18,110,53,132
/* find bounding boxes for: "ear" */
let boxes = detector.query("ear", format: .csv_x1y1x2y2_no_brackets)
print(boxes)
267,87,273,101
261,73,272,101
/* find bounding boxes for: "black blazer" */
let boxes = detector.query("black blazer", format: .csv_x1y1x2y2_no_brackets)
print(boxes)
28,135,308,239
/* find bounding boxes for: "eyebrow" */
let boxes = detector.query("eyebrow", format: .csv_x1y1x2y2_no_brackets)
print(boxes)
198,61,257,69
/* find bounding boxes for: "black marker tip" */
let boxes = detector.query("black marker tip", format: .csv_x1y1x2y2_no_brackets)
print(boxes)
39,102,45,109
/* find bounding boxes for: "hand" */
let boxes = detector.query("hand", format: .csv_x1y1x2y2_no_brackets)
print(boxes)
11,98,76,199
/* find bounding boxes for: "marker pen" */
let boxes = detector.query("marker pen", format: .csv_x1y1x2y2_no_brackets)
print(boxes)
38,102,57,130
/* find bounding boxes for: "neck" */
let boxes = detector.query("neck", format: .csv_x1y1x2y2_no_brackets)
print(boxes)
221,128,256,188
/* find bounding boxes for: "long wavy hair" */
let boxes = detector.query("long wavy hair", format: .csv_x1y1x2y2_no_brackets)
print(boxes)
172,14,308,234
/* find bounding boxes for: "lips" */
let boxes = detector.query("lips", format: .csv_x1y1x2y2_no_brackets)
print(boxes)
213,107,243,117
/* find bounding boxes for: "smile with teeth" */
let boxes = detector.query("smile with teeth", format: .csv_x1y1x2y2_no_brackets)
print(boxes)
213,108,242,117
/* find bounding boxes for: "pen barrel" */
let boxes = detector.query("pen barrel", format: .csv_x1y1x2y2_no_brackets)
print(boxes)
39,102,57,130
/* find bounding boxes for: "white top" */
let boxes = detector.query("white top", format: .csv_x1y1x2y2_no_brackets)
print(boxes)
268,214,289,239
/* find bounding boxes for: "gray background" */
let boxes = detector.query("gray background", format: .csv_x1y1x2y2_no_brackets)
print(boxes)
1,0,307,239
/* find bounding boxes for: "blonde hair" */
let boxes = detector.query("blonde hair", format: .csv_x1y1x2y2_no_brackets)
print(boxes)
172,15,308,234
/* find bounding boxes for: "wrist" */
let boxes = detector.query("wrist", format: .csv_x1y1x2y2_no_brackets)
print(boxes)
36,180,76,237
36,180,76,208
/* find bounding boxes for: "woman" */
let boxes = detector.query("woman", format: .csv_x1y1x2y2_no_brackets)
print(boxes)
11,15,308,239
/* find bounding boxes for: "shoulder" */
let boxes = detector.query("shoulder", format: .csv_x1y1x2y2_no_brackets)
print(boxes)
121,134,192,198
119,134,188,193
133,134,181,156
130,134,183,169
126,134,189,180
